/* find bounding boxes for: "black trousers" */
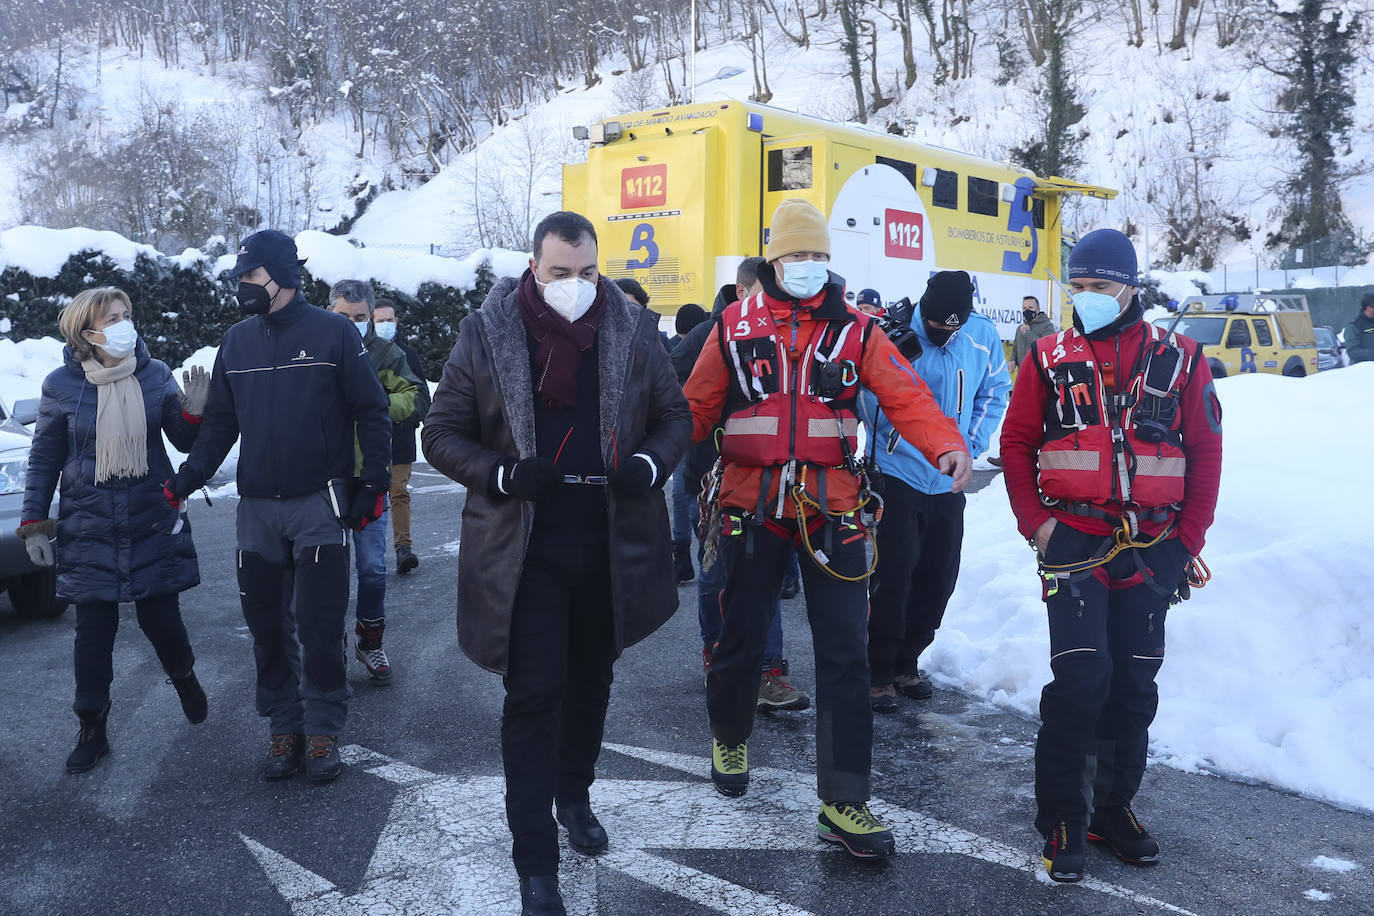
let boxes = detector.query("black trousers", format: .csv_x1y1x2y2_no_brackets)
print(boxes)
502,540,617,878
1033,523,1190,835
707,517,872,803
867,480,965,686
73,593,193,712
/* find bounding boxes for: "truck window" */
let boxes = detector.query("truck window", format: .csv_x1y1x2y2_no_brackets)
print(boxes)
1225,320,1252,349
877,156,918,191
1251,319,1273,347
1164,316,1224,345
968,176,999,216
1031,196,1045,229
768,146,812,191
933,168,958,209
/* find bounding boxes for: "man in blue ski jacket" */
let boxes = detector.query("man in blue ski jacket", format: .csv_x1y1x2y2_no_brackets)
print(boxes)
860,270,1010,710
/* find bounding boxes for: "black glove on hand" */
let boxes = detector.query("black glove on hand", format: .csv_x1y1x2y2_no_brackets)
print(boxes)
610,454,657,497
170,464,203,501
498,456,562,502
345,480,387,530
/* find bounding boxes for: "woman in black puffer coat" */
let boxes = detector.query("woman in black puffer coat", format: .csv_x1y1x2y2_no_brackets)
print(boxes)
19,287,209,774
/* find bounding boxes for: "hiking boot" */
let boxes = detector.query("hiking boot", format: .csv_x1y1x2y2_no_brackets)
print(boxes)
757,659,810,712
818,802,896,859
893,671,933,700
304,734,342,784
66,703,111,774
518,875,567,916
1089,804,1161,864
1042,820,1087,882
556,801,609,854
262,732,304,780
673,539,695,583
869,684,899,713
779,573,799,600
711,739,748,797
396,545,419,575
166,669,207,724
355,619,393,684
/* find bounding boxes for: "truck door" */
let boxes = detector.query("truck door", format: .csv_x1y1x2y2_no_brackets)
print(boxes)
1250,317,1280,372
594,128,722,313
761,134,827,253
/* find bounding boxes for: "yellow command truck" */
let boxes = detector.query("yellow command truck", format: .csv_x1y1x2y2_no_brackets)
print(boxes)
561,100,1115,340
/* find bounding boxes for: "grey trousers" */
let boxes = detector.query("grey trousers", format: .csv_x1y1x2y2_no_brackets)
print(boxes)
237,493,352,736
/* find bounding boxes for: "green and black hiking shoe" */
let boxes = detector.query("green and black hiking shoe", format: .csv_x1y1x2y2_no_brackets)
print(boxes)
711,740,748,797
818,802,896,859
1089,804,1160,864
1042,820,1087,883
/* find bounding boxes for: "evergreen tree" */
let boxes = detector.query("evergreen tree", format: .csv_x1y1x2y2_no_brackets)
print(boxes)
1263,0,1361,252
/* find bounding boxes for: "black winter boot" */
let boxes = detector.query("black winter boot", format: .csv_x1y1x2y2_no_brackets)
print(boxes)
518,875,567,916
673,540,695,583
1089,804,1161,864
1042,820,1087,883
66,703,111,774
166,669,208,724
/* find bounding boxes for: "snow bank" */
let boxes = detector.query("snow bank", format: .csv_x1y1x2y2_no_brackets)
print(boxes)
1149,270,1210,302
0,337,68,406
935,363,1374,812
1,221,523,298
0,226,164,277
290,231,528,293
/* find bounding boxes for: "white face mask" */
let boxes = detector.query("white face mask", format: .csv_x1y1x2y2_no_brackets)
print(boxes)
538,277,598,322
780,260,830,300
89,319,138,360
374,320,397,341
353,319,370,338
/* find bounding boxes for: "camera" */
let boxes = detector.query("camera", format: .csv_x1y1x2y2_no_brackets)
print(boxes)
875,297,923,361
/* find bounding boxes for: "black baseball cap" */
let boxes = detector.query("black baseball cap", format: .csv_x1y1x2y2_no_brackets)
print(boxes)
229,230,307,288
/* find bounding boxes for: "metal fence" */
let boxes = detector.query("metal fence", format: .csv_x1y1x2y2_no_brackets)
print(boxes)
1199,230,1370,293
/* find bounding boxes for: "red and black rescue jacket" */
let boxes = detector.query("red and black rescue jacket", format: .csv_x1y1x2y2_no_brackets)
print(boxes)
685,276,965,519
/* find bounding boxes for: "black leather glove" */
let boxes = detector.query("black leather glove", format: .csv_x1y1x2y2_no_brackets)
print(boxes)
610,453,657,497
170,464,203,501
492,456,562,502
345,480,388,530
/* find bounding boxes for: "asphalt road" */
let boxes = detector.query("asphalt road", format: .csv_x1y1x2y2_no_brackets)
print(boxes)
1,467,1370,915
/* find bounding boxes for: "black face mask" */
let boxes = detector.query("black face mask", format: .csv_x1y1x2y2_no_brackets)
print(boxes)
926,325,956,347
235,281,273,315
1023,308,1038,323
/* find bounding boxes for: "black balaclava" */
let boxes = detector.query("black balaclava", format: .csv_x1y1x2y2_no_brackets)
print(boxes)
919,270,975,347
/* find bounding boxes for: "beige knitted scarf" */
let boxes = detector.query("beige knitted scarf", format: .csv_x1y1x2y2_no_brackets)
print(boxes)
82,356,148,483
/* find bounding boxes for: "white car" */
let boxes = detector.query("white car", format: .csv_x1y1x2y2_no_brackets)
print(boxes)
0,398,67,620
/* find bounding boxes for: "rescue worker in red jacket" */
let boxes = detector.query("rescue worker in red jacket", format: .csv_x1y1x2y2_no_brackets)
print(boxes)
684,199,970,859
1000,229,1223,883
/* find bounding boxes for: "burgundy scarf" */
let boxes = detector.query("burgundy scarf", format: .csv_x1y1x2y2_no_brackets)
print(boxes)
516,269,608,409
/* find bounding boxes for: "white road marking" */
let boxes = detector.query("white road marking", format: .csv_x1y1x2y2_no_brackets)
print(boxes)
242,743,1200,916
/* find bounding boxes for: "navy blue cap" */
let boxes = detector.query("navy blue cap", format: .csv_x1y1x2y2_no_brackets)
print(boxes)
229,230,307,288
1068,229,1138,287
856,288,882,307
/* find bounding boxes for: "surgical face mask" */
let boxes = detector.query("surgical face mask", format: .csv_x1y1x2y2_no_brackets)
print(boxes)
779,260,829,300
1072,288,1128,335
374,320,397,341
538,276,597,322
88,320,138,360
235,281,272,315
352,319,370,338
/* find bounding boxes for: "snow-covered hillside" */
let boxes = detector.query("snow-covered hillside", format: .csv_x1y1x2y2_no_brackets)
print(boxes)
4,8,1374,280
